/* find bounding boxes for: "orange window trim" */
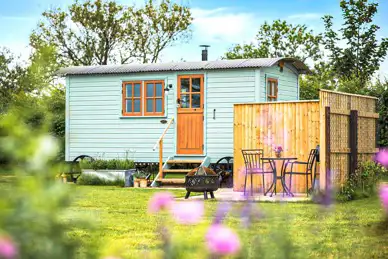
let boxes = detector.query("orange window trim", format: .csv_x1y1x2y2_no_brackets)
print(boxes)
144,80,165,116
177,74,204,110
122,81,143,116
267,78,278,101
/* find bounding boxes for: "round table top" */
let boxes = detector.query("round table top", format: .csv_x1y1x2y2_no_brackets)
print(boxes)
261,157,298,160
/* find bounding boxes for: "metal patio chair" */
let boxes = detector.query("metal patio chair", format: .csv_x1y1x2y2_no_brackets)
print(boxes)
284,148,319,196
242,149,274,196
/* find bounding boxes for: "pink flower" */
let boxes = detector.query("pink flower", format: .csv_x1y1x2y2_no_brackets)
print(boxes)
205,224,241,255
379,184,388,213
273,145,283,153
375,149,388,168
148,192,174,214
171,201,204,224
0,236,17,259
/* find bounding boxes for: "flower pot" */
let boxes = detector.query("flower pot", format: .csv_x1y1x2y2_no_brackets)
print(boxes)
275,152,282,158
134,179,140,188
140,179,148,188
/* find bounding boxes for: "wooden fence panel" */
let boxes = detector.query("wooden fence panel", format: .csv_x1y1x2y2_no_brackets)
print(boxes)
319,90,378,189
234,101,320,193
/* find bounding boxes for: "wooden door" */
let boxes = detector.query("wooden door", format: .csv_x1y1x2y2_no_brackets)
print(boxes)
177,75,204,155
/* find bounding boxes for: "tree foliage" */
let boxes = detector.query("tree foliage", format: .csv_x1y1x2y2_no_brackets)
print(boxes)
224,20,322,63
299,62,336,100
323,0,388,86
31,0,193,66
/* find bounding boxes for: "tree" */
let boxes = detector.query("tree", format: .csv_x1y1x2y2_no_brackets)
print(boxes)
224,20,322,63
299,62,336,100
323,0,388,87
30,0,192,66
0,48,29,113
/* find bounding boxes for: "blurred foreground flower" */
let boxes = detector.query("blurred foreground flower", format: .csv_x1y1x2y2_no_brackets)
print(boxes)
375,149,388,168
240,201,263,228
379,184,388,213
213,202,231,225
171,201,204,224
29,135,58,171
148,192,174,214
205,224,241,256
0,236,17,259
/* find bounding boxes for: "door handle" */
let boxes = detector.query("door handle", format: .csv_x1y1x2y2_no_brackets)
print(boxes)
177,98,180,104
213,109,216,120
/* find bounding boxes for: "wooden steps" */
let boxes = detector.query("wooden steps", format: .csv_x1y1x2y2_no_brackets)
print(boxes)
162,169,192,173
158,178,185,184
167,160,202,164
155,157,206,186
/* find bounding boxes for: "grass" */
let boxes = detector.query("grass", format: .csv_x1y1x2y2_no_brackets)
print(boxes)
64,185,388,258
1,173,388,258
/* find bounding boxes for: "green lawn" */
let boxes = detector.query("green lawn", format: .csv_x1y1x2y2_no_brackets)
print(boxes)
63,185,388,259
1,173,388,258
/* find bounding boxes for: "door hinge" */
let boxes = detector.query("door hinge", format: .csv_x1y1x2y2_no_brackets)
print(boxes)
203,115,204,121
202,144,204,150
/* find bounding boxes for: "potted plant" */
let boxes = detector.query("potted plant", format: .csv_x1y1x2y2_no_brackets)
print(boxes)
133,171,148,188
274,145,283,158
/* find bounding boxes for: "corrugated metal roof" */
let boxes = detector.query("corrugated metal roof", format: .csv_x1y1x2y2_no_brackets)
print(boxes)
57,57,310,76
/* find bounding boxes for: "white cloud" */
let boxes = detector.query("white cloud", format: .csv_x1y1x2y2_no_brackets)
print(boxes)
191,7,258,44
287,13,322,21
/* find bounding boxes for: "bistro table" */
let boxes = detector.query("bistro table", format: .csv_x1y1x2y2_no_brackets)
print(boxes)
261,157,297,197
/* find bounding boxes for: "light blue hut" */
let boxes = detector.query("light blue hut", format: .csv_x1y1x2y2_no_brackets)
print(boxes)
59,57,309,184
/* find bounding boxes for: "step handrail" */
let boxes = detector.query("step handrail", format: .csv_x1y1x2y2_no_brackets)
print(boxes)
153,116,174,179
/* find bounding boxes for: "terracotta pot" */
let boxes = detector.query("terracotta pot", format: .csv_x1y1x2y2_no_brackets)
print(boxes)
134,179,140,188
140,179,148,188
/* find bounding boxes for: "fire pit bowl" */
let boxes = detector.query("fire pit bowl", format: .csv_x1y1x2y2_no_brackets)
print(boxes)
185,166,219,200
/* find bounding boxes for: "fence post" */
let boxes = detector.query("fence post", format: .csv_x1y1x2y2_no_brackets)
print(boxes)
325,106,331,191
349,110,358,177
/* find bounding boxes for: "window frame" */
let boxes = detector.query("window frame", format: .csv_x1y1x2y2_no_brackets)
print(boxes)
122,81,143,117
266,77,278,102
121,80,165,117
144,80,165,116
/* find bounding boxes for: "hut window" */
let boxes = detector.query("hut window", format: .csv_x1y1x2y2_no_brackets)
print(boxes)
144,81,165,116
122,81,142,116
122,80,165,117
267,78,278,101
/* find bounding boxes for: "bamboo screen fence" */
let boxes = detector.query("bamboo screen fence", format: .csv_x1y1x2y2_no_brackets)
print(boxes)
233,90,379,194
319,90,379,190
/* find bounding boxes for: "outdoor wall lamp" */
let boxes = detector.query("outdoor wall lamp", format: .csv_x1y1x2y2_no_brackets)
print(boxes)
164,84,173,96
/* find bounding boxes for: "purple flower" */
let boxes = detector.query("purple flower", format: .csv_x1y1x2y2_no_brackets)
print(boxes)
148,192,174,214
171,201,204,224
375,149,388,168
0,236,17,259
379,184,388,213
240,201,263,228
205,224,241,255
213,202,231,225
312,187,334,208
274,145,283,153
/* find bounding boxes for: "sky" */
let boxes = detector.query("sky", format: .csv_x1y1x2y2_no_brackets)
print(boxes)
0,0,388,78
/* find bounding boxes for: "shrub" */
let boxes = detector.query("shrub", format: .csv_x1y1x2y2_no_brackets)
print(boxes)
79,158,134,170
133,171,148,179
337,161,388,201
77,173,125,187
